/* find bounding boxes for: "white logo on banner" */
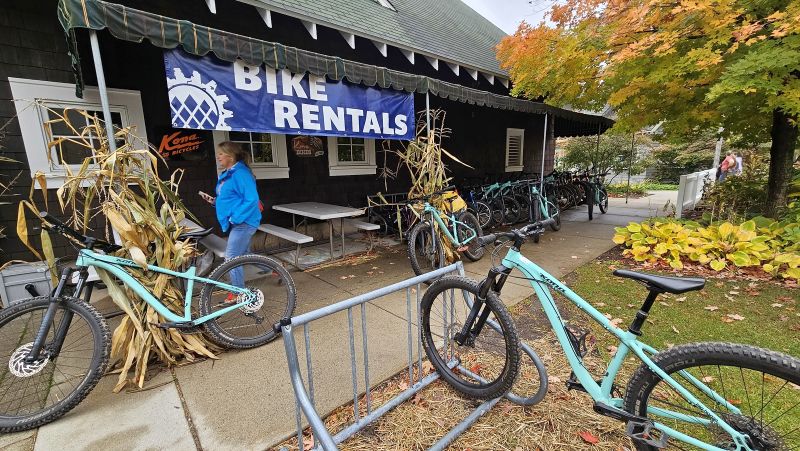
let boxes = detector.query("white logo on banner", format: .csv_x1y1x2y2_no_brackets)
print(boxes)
167,68,233,130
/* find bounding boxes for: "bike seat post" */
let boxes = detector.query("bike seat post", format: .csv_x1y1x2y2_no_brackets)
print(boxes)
628,288,661,336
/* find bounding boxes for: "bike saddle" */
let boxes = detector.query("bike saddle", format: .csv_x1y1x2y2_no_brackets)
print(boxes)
177,227,214,241
613,269,705,294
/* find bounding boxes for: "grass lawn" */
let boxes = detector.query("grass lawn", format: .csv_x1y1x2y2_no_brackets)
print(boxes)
567,257,799,358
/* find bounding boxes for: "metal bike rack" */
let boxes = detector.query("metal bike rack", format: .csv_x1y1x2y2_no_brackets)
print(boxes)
279,262,548,451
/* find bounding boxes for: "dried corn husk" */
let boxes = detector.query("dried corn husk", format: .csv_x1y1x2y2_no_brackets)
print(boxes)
16,104,218,391
391,110,473,262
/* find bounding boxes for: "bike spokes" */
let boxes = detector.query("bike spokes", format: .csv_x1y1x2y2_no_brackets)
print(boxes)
0,303,99,421
640,364,799,449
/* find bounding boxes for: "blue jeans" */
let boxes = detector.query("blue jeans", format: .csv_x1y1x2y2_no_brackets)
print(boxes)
225,223,257,287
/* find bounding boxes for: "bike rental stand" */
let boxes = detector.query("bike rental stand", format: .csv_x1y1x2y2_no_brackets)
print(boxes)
278,262,549,451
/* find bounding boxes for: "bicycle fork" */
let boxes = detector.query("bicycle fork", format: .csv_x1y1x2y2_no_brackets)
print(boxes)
453,266,511,346
25,266,86,363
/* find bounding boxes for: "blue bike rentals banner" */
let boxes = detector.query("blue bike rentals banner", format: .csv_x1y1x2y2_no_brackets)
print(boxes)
163,49,414,139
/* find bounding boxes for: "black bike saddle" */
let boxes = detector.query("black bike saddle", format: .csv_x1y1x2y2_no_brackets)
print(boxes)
613,269,705,294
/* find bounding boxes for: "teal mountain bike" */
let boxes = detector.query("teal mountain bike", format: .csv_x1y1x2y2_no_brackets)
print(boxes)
0,212,296,432
421,218,800,450
406,189,485,279
524,181,561,243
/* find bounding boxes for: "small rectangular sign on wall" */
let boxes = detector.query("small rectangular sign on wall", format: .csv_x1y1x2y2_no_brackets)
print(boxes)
163,48,414,140
155,126,212,161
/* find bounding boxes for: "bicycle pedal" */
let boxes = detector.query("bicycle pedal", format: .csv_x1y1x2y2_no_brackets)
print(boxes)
456,246,469,252
626,420,669,449
565,375,587,393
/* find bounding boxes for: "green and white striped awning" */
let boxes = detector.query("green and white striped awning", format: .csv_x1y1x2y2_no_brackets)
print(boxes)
57,0,613,136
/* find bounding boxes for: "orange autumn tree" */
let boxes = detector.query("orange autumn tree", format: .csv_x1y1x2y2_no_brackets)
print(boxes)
497,0,800,217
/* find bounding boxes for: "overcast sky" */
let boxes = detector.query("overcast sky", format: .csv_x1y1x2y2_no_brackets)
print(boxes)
460,0,553,35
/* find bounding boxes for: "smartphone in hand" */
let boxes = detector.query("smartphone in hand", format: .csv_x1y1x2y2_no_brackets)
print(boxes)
198,191,215,204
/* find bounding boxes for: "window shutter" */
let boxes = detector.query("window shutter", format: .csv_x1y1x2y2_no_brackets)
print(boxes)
505,128,524,171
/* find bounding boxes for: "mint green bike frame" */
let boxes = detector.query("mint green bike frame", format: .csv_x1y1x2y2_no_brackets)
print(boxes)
500,248,752,450
421,202,477,247
76,248,250,325
528,185,558,222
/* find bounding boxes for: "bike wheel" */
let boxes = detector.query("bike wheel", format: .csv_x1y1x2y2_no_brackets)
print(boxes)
0,296,110,432
502,196,523,224
623,342,800,451
199,254,296,349
514,195,532,222
585,184,594,220
406,221,446,280
473,201,493,230
490,199,505,226
368,212,391,236
547,195,562,231
598,188,609,214
421,276,520,399
457,211,485,262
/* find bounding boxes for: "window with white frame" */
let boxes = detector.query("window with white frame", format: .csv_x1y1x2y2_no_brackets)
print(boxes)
9,78,147,188
327,136,376,176
212,131,289,179
47,109,124,168
505,128,524,172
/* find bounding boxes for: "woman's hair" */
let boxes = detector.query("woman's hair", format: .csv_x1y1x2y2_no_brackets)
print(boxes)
217,141,251,166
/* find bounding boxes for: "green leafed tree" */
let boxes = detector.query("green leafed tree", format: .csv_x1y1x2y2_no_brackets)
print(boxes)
558,133,652,181
497,0,800,217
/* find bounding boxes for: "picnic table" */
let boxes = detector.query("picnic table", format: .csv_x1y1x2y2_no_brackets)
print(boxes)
272,202,366,260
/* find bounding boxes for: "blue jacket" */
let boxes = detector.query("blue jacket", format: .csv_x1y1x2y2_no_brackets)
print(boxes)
215,162,262,232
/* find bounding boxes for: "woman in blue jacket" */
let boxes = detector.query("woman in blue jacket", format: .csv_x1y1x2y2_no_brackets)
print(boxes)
201,141,262,288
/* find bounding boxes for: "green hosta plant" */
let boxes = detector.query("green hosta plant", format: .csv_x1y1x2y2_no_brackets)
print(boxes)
613,218,800,280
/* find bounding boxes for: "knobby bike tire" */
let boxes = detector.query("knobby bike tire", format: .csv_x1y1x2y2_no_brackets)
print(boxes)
0,296,110,433
502,196,523,224
547,195,562,231
490,198,505,227
623,342,800,451
199,254,296,349
457,211,485,262
584,183,594,220
598,187,609,214
406,221,446,282
420,276,520,400
514,195,531,222
531,197,542,243
472,201,493,230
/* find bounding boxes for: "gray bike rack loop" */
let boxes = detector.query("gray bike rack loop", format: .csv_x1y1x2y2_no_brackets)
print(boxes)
279,262,548,451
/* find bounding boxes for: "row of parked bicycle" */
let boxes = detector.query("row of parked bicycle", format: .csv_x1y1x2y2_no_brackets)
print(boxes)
366,170,611,242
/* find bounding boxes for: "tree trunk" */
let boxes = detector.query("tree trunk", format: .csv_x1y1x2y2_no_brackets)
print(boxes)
765,109,798,218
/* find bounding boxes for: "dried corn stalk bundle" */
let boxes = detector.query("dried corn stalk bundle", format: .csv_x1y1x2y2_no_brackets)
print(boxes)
17,105,218,391
392,110,473,261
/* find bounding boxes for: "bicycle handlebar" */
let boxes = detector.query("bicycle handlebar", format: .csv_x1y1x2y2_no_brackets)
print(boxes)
477,217,556,247
39,211,122,253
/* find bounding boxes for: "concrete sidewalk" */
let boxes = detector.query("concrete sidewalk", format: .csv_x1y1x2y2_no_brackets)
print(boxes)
4,191,675,451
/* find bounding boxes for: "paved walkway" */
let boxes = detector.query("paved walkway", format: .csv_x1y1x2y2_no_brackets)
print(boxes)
2,192,675,451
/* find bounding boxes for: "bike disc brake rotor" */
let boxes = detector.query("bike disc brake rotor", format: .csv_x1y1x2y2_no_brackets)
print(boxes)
8,342,50,377
239,288,265,314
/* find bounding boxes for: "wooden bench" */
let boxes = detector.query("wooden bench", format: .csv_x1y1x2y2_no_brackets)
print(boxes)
258,224,313,268
344,217,380,251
